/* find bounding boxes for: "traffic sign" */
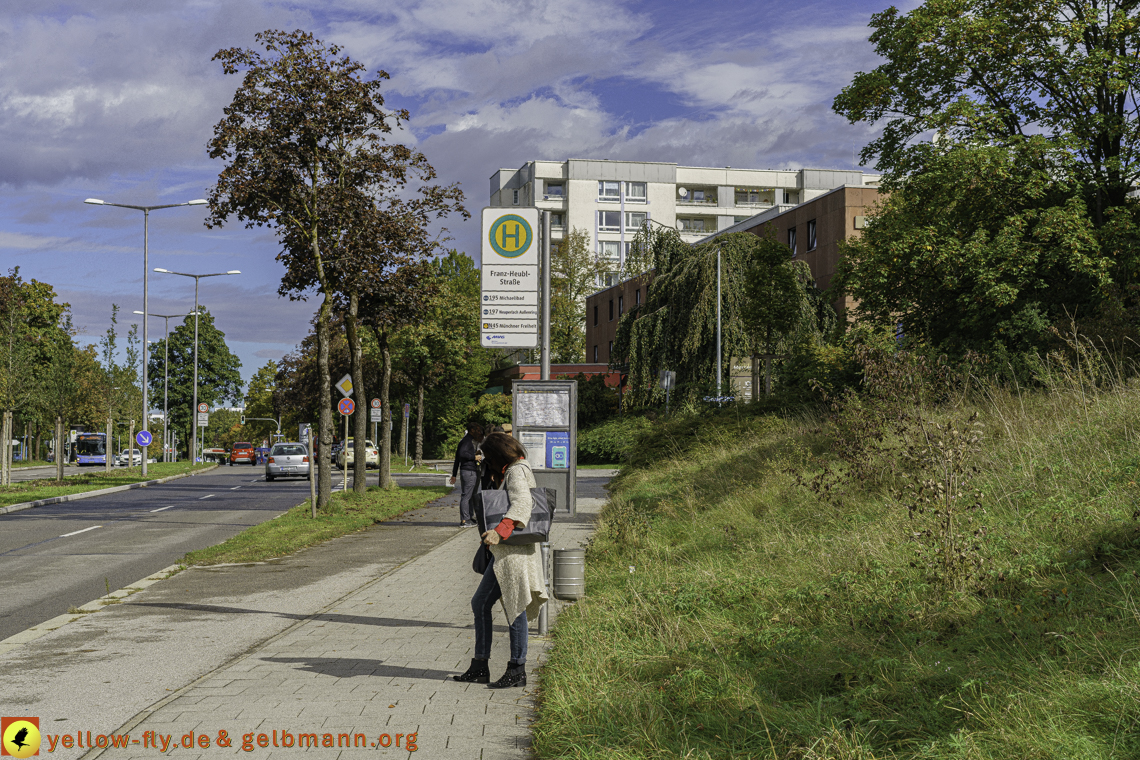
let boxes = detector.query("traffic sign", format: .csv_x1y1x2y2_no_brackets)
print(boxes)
403,403,410,418
338,398,355,416
197,402,209,414
335,374,354,398
481,207,539,350
370,398,381,409
197,413,209,426
136,430,152,447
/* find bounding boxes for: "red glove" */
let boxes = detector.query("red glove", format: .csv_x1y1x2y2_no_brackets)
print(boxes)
494,518,515,540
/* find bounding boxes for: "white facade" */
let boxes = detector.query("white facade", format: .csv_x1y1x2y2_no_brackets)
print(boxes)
489,159,879,284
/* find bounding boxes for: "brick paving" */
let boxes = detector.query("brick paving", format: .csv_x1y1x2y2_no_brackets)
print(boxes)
91,496,603,760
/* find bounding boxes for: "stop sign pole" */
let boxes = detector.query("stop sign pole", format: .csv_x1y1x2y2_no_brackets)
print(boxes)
338,398,355,491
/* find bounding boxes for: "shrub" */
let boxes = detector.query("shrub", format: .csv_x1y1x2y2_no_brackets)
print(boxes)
577,415,654,464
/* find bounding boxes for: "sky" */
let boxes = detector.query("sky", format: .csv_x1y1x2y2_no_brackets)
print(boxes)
0,0,915,387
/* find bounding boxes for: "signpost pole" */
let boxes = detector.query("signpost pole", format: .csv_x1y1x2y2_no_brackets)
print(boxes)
541,210,551,381
343,415,349,492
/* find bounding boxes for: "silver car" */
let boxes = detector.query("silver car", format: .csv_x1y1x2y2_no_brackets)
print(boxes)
265,442,311,481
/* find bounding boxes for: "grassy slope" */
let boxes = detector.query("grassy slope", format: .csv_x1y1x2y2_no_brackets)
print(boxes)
534,376,1140,759
0,462,214,508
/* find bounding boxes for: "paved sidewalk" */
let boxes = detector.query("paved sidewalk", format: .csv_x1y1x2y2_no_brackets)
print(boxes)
82,497,603,760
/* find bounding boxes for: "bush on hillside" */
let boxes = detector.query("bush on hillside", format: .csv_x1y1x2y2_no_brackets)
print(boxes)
577,415,653,464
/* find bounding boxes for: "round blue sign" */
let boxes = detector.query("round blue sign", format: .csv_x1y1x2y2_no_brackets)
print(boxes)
136,430,153,447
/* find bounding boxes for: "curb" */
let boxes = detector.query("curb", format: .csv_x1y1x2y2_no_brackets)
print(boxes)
0,563,184,657
0,464,220,516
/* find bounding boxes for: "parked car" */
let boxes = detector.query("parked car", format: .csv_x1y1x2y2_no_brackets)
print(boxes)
116,449,142,466
230,442,257,466
265,442,310,481
336,439,379,469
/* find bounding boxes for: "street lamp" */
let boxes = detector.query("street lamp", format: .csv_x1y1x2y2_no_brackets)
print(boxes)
152,268,241,463
84,197,208,476
134,310,200,462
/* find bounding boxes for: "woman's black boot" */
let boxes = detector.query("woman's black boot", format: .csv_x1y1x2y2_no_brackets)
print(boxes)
489,662,526,689
452,658,490,684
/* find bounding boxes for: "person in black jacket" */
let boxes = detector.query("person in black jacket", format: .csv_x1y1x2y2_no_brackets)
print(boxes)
449,423,484,526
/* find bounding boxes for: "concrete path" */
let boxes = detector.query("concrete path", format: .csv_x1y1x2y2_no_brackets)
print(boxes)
0,487,603,760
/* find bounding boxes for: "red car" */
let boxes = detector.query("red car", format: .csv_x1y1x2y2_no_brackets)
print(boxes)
230,442,256,466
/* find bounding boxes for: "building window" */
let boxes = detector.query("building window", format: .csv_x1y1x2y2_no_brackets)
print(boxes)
600,241,621,265
593,305,598,326
598,181,620,200
735,187,773,205
625,211,647,230
618,295,624,316
787,226,797,254
807,219,817,251
609,299,614,321
599,210,621,231
733,216,750,224
784,190,798,204
608,340,613,360
593,345,599,362
604,271,621,286
551,212,564,228
635,288,641,306
625,182,646,202
512,189,519,205
677,217,707,232
545,182,564,198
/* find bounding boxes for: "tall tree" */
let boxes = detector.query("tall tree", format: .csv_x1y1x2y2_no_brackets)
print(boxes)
147,311,243,457
550,227,607,363
833,0,1140,226
243,360,283,446
207,29,407,508
741,230,804,398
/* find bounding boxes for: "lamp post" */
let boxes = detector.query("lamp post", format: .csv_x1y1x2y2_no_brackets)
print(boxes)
84,197,208,476
152,269,241,463
134,310,200,462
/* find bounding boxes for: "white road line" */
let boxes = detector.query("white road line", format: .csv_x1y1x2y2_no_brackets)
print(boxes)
199,494,215,500
230,486,242,490
150,506,174,513
60,525,102,537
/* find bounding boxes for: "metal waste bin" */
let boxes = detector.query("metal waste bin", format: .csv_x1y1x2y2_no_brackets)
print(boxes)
553,549,585,600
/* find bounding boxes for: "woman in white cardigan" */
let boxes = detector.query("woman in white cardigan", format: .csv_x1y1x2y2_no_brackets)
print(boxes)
452,433,549,688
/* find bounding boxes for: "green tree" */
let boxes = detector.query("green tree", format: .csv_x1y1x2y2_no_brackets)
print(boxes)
742,230,805,398
147,311,243,457
833,0,1140,225
207,29,407,507
551,227,607,363
243,361,283,446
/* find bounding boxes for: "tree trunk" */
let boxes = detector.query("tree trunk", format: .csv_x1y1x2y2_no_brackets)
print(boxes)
398,401,407,461
414,381,424,468
55,416,64,483
379,329,393,489
751,353,759,404
316,293,333,509
346,293,367,494
35,419,41,462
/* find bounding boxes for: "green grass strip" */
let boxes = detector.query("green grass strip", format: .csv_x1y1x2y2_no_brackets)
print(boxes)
183,485,451,566
0,462,214,508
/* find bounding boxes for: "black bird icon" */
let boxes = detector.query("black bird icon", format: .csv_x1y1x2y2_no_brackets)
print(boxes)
10,727,30,751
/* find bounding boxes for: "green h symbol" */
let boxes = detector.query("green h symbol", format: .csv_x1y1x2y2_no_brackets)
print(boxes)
502,222,520,249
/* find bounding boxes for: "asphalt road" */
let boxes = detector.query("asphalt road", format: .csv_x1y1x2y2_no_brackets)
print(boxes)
0,465,439,642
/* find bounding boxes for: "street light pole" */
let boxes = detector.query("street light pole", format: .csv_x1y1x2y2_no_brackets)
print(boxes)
85,197,207,475
135,311,199,462
152,269,241,463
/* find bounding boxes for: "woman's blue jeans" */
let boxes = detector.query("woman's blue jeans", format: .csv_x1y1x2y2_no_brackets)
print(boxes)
471,554,528,663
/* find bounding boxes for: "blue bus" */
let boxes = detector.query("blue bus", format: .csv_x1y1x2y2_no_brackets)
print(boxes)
74,432,108,466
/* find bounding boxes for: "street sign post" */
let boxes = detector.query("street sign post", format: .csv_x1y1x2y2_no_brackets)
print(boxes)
136,430,152,448
481,208,540,348
196,402,209,428
337,398,355,491
338,398,355,416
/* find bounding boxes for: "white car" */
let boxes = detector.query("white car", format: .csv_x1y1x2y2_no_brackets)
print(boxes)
336,439,379,469
117,449,142,466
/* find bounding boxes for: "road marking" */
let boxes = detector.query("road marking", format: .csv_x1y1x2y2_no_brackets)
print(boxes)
60,525,102,537
199,494,215,500
150,506,174,513
230,486,242,490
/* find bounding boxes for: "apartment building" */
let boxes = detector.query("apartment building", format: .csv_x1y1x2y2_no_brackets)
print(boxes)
489,159,879,284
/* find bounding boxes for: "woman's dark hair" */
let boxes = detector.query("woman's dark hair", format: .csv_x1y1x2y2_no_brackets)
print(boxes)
480,432,526,474
466,422,484,438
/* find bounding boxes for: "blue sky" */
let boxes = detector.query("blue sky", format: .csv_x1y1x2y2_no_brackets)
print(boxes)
0,0,914,385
